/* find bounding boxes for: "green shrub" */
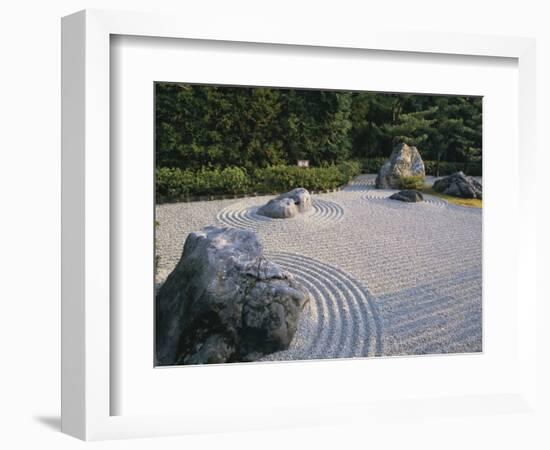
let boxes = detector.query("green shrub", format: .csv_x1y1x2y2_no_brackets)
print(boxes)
193,167,219,196
156,167,194,201
219,167,250,194
254,165,345,192
156,162,363,202
337,160,362,182
398,175,425,190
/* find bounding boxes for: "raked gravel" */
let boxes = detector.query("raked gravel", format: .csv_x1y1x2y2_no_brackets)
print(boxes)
155,174,482,359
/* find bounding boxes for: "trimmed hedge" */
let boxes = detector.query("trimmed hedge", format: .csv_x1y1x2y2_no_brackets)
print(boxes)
338,160,363,181
359,158,481,176
254,162,360,193
156,161,362,203
156,166,251,200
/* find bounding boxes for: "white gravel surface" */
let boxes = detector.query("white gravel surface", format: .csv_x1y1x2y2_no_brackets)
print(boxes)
156,174,482,359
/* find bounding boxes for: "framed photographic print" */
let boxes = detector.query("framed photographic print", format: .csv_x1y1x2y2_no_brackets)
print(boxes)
153,82,483,367
62,9,538,441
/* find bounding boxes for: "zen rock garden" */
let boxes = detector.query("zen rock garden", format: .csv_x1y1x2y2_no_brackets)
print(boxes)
155,226,309,365
155,143,483,364
155,142,483,364
154,85,484,365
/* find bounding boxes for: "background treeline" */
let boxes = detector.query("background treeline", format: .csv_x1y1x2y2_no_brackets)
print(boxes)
155,83,482,201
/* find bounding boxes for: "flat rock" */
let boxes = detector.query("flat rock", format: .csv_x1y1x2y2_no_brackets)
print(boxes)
432,171,482,199
389,190,424,203
257,187,312,218
375,143,425,189
155,226,309,365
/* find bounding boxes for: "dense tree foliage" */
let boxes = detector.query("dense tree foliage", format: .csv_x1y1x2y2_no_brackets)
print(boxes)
156,83,482,172
349,93,482,168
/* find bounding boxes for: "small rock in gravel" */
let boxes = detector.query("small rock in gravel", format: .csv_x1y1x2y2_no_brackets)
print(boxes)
257,187,312,218
389,190,424,203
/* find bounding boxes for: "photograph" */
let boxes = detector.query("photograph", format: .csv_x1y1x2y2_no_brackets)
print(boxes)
153,83,483,366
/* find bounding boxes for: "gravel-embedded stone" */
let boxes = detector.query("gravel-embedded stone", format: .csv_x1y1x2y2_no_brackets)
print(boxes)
257,188,312,218
155,226,309,365
375,143,425,189
432,171,482,199
257,197,299,218
282,188,312,212
389,190,424,203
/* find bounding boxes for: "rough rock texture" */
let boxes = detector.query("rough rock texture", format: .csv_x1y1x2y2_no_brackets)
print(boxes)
375,143,425,189
432,172,482,199
257,197,299,218
389,190,424,203
155,226,309,365
257,188,312,218
282,188,312,212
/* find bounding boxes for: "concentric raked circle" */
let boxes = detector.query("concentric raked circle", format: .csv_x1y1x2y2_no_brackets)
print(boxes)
343,175,376,192
216,199,344,230
261,252,381,361
362,189,447,207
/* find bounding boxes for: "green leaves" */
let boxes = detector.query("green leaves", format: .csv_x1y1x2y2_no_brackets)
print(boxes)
155,83,354,170
155,83,482,183
398,175,425,190
155,162,362,203
349,93,482,164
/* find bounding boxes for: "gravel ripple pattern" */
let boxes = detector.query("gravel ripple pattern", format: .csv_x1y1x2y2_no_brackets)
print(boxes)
261,252,382,361
216,198,345,230
155,174,482,359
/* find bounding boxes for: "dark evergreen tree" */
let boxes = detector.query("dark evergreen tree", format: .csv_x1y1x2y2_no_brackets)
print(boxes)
155,83,482,174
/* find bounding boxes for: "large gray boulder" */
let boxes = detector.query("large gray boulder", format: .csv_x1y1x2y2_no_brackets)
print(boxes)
155,226,309,365
375,143,425,189
432,171,482,199
257,187,312,219
389,190,424,203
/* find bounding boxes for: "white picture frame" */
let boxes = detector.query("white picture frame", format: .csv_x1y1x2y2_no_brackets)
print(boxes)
61,9,537,441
